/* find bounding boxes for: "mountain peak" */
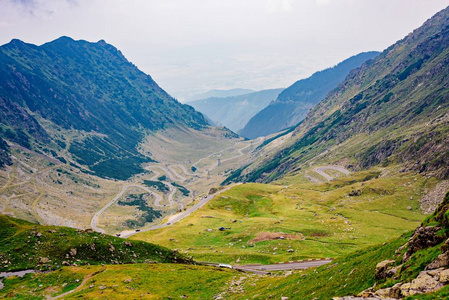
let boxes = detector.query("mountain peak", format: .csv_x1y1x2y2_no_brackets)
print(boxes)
8,38,25,45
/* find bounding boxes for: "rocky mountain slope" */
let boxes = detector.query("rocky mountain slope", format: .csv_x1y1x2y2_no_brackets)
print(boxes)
188,88,283,132
230,6,449,183
0,37,209,179
239,52,379,139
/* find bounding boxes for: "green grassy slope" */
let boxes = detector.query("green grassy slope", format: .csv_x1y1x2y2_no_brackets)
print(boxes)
133,168,432,264
0,215,191,272
0,264,237,299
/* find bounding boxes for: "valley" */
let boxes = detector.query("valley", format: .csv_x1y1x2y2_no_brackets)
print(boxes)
1,3,449,299
131,166,437,265
0,127,258,235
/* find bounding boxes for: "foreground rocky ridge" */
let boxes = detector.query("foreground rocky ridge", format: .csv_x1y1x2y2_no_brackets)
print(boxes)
336,191,449,299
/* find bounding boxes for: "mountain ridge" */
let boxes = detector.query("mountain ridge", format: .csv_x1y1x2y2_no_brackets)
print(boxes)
188,88,283,132
0,37,210,179
240,51,380,139
229,6,449,183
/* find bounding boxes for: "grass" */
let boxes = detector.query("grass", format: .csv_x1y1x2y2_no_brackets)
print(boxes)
0,215,191,272
132,168,431,264
0,234,412,300
231,234,411,299
0,264,238,299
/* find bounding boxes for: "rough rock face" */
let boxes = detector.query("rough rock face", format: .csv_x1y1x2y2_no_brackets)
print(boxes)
403,226,444,262
333,297,395,300
420,181,449,214
375,260,396,279
356,268,449,298
400,268,449,296
426,248,449,270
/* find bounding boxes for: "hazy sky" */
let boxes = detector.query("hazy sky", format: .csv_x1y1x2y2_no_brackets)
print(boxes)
1,0,449,100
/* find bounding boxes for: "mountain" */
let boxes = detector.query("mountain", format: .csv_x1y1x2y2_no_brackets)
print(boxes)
187,88,256,101
240,52,380,139
228,6,449,183
0,37,209,179
188,88,283,132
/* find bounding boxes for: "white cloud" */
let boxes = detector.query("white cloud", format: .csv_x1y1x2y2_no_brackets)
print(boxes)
316,0,331,6
265,0,293,13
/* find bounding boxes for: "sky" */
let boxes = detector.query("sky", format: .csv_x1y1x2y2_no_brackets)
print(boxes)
1,0,449,101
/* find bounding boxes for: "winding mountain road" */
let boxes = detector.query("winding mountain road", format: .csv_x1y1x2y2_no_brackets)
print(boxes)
90,184,163,233
91,140,256,235
313,165,351,181
119,184,239,238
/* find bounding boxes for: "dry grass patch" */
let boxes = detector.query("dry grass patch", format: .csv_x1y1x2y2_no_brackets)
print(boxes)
249,231,304,243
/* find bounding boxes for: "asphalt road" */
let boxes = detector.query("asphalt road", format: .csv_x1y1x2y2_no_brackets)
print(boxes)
314,165,351,181
235,259,333,273
91,140,255,236
119,184,239,238
90,184,164,233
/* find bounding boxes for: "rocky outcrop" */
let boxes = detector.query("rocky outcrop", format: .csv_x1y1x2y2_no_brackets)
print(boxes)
359,268,449,298
420,181,449,214
336,192,449,299
403,226,443,262
375,260,396,279
428,254,449,271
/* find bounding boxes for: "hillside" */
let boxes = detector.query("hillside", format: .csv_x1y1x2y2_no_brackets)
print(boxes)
188,88,283,132
0,215,191,272
132,168,433,265
239,52,379,139
232,6,449,183
2,191,448,299
239,192,449,299
0,37,209,180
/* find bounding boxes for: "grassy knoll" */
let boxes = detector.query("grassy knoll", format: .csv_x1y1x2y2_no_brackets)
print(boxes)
228,233,411,299
0,264,237,299
0,215,191,272
132,168,435,264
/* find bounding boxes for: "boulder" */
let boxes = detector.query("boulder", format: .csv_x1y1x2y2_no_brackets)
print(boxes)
403,226,444,262
39,257,50,264
439,269,449,283
69,248,77,256
400,270,444,296
375,260,395,279
374,283,401,299
426,250,449,270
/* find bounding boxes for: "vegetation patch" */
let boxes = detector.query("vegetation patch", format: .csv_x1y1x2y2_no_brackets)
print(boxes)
133,169,429,264
0,264,236,300
249,231,304,243
118,194,162,228
143,180,169,192
172,182,190,196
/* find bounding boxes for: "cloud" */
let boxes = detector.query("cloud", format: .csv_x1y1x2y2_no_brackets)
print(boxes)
316,0,331,6
265,0,293,13
8,0,77,15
